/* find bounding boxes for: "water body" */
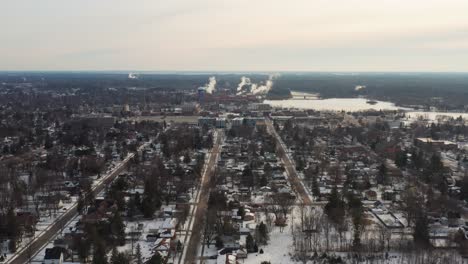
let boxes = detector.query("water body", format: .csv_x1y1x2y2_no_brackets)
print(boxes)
264,92,468,121
264,97,407,111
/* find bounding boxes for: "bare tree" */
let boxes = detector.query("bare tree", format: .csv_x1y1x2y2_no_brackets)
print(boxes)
269,192,294,232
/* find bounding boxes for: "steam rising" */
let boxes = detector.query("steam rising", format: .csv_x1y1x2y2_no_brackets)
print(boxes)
128,73,139,79
237,76,252,92
200,76,217,94
237,74,279,95
355,85,366,91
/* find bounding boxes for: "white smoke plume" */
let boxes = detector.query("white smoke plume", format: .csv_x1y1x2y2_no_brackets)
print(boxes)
205,76,217,94
237,76,252,93
236,74,279,95
128,73,139,79
355,85,366,91
251,76,274,95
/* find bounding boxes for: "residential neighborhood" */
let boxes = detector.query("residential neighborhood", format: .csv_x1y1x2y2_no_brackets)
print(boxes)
1,73,468,264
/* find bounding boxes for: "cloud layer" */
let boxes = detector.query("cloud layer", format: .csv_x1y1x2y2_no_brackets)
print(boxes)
1,0,468,71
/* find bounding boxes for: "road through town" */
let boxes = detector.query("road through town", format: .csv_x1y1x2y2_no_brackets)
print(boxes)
7,143,149,264
180,130,223,264
266,119,313,206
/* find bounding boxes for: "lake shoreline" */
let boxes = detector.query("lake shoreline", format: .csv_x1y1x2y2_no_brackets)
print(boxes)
264,95,468,121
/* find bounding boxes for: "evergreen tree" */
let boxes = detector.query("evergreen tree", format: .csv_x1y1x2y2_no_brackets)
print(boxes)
376,163,387,184
295,157,305,171
242,166,254,187
311,175,320,198
134,192,142,212
147,253,163,264
8,239,16,253
324,186,345,227
92,240,108,264
110,248,119,263
259,175,268,187
237,207,245,219
127,196,137,219
461,176,468,201
77,192,85,214
215,236,224,249
110,212,126,246
6,208,19,251
44,134,53,149
349,195,364,252
77,236,90,262
141,195,156,218
246,234,255,253
141,176,161,217
413,212,430,247
412,149,424,169
256,221,269,245
183,152,191,163
395,151,407,168
110,248,129,264
135,244,143,264
430,154,444,173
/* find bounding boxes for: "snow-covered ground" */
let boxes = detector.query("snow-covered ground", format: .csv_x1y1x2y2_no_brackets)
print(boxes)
3,197,78,263
4,148,144,263
29,216,81,263
199,210,298,264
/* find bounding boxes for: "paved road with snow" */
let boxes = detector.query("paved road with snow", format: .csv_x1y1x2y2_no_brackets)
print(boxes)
7,143,149,264
180,130,223,264
266,119,313,205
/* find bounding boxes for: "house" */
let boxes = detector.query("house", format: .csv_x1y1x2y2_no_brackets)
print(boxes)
153,238,171,254
216,118,227,128
53,237,68,250
365,190,377,201
16,212,39,234
236,248,247,259
415,138,458,151
146,234,159,242
243,212,255,221
382,190,397,201
44,247,65,264
82,198,117,223
222,253,237,264
448,211,463,227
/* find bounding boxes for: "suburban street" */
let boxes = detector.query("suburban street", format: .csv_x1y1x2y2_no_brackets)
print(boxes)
266,119,313,205
180,130,223,264
7,143,149,264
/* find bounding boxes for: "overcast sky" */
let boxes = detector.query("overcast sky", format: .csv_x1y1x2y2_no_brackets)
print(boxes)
2,0,468,71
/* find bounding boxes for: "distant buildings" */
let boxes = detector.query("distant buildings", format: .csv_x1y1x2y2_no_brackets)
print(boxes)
415,137,458,151
72,115,116,130
198,117,216,127
216,118,226,128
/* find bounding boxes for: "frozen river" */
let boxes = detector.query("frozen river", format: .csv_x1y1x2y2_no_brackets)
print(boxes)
264,92,468,121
